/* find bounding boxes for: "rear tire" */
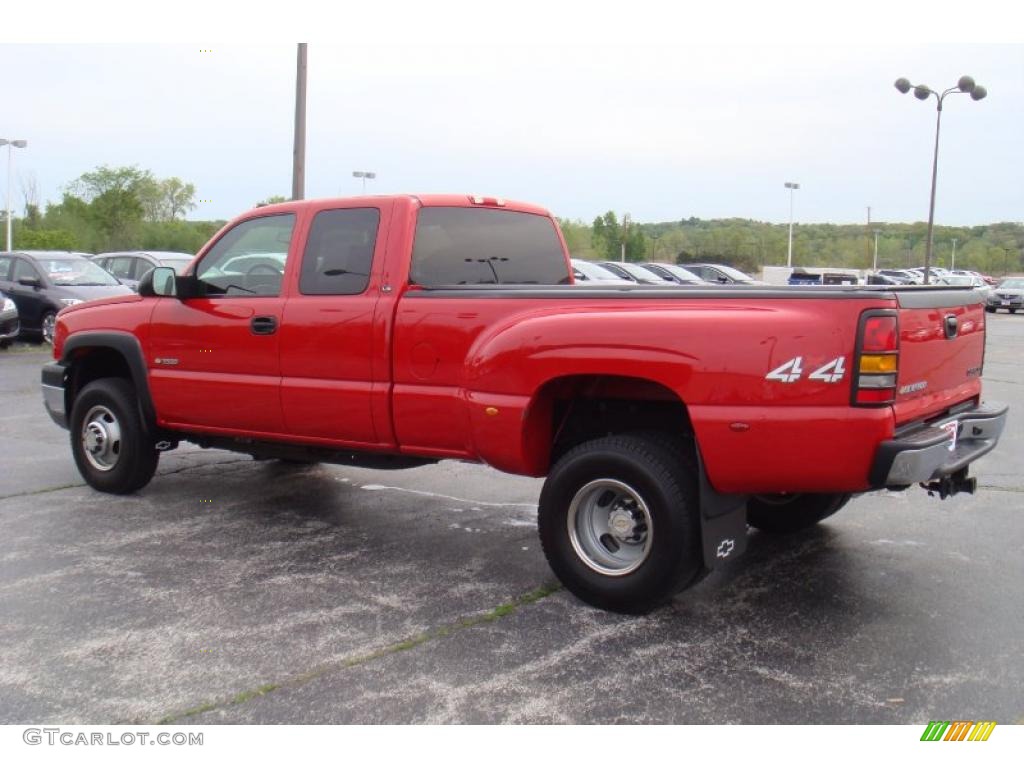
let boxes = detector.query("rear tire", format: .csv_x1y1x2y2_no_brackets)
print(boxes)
746,493,850,534
985,306,996,313
70,378,159,494
538,433,702,614
1010,309,1017,314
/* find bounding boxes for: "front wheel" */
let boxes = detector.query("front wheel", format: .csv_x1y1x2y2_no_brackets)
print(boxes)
746,493,850,534
70,378,159,494
985,306,996,313
538,433,702,614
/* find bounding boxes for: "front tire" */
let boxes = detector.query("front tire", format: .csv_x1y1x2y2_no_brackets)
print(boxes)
70,378,159,494
538,433,702,614
746,493,850,534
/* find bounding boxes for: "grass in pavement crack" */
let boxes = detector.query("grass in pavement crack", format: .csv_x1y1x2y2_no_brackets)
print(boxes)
154,583,561,725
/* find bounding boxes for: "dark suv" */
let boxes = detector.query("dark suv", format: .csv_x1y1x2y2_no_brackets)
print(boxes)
92,251,194,291
0,251,133,343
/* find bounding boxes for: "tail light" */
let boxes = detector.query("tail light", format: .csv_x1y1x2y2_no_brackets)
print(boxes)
853,310,899,406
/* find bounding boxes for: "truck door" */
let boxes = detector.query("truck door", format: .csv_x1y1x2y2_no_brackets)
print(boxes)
278,201,392,446
147,213,296,434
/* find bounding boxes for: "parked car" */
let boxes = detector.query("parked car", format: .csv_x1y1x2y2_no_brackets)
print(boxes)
938,274,991,292
640,263,706,284
877,269,919,284
570,259,634,286
952,269,997,286
597,261,671,284
0,290,19,348
986,277,1024,313
0,251,133,343
92,251,194,291
680,263,759,284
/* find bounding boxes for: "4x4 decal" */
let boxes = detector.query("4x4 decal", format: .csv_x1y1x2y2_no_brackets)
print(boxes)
766,356,846,384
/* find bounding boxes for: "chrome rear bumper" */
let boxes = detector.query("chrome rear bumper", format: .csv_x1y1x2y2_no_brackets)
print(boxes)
869,402,1008,487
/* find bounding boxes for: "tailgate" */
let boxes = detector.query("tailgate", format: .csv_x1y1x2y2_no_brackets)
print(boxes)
893,288,986,426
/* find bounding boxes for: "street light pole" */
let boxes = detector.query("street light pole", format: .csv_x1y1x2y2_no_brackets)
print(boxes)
951,237,958,271
1,139,28,252
784,182,799,268
620,213,631,263
873,229,881,272
894,75,986,284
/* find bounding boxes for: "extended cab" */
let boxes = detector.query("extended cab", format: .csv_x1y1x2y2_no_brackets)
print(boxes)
41,195,1008,612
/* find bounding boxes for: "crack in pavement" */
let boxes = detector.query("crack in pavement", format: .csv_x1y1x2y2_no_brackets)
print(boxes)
150,583,561,725
0,457,255,503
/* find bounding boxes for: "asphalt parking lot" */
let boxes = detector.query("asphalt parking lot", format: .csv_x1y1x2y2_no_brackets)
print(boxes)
1,318,1022,726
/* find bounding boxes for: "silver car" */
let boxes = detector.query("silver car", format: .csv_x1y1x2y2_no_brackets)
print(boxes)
0,290,19,347
986,277,1024,314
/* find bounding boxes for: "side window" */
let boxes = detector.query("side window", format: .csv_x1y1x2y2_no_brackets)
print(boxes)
0,256,12,281
299,208,379,295
410,207,570,286
13,259,41,282
195,214,295,297
109,257,136,280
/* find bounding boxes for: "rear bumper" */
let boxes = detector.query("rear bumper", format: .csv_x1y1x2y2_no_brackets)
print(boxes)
869,402,1008,487
41,361,69,429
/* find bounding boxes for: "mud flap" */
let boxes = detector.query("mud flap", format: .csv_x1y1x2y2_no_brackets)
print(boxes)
697,451,748,569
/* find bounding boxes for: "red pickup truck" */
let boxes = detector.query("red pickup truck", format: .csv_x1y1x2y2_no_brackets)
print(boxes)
41,194,1008,612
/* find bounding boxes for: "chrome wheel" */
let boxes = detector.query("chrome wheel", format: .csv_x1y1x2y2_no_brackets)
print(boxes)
42,312,56,345
567,479,653,576
80,405,123,472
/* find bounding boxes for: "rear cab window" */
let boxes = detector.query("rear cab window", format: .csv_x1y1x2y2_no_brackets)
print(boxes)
410,207,569,287
299,208,379,295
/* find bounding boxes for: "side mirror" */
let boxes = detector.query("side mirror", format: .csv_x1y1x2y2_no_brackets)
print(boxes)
139,267,177,297
17,277,42,289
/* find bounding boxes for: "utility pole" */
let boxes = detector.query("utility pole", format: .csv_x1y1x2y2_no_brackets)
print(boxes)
951,237,958,271
292,43,308,201
785,182,799,267
873,230,880,272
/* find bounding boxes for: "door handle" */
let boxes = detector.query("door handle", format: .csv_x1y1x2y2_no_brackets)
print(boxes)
250,315,278,335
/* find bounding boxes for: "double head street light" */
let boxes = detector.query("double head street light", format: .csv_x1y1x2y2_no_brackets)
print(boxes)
1,138,28,252
352,170,376,194
894,75,986,284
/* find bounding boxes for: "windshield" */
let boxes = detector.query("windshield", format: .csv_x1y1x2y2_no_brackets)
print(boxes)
159,258,193,274
572,260,626,281
40,259,120,287
661,264,705,283
998,279,1024,290
618,263,668,282
715,265,755,282
942,276,974,286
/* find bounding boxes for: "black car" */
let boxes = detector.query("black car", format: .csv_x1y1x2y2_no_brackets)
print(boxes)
0,251,133,343
92,251,194,291
0,289,19,348
640,263,706,285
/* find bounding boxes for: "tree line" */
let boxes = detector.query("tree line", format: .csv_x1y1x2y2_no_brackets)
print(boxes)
5,165,1022,275
10,166,221,254
563,213,1024,276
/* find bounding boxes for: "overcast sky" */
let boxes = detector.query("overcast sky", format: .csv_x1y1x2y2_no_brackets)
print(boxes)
1,40,1021,226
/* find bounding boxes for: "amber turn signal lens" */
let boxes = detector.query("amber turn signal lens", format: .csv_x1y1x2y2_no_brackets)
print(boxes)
859,354,898,374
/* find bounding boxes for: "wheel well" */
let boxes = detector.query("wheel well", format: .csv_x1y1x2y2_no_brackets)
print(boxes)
67,347,133,414
527,375,694,471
